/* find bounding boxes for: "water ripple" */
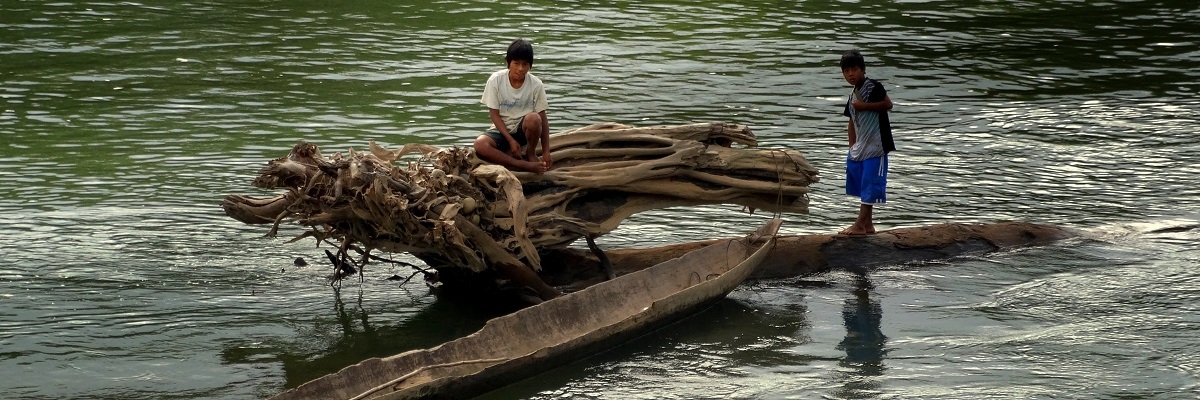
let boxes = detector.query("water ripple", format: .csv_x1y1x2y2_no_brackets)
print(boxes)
3,0,1200,398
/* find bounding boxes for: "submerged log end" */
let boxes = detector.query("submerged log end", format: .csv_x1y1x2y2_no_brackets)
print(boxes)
873,221,1076,251
790,221,1078,276
971,221,1079,247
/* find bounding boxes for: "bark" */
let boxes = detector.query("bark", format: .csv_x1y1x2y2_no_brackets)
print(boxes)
539,222,1078,289
222,122,817,299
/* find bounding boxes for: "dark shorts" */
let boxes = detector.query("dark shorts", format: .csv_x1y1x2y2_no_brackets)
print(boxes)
846,155,887,205
483,117,527,154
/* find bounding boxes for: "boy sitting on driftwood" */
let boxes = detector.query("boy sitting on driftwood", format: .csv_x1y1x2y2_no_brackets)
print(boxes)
473,39,552,174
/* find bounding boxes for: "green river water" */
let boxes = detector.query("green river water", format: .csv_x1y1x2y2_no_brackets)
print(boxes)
2,1,1199,399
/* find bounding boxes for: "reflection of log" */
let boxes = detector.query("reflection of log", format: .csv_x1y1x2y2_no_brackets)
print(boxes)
540,222,1077,288
221,122,818,299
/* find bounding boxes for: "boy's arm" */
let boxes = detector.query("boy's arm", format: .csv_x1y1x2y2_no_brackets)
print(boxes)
850,95,892,112
489,108,522,157
852,80,892,112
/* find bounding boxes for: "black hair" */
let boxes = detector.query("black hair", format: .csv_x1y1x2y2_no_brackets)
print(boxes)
506,39,534,66
840,50,866,71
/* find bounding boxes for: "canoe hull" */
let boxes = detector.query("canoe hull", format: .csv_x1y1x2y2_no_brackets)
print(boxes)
273,219,780,400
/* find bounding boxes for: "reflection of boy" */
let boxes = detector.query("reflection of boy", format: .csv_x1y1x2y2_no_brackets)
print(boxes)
473,39,552,173
838,284,887,372
838,50,895,235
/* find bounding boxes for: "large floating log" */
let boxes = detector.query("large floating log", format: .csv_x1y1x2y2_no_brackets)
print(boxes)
539,222,1078,288
221,122,818,299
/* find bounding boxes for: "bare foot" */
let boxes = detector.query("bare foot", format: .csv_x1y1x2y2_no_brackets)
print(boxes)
837,226,875,236
517,160,547,173
526,154,552,171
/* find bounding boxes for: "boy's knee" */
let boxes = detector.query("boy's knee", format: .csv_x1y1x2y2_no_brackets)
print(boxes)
522,113,542,132
472,135,491,148
473,135,502,155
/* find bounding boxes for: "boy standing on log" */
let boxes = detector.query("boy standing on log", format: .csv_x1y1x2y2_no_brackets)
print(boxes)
839,50,894,235
474,39,552,173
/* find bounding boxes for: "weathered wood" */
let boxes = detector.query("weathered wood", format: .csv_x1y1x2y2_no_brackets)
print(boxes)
539,221,1078,287
222,122,817,298
270,220,781,400
584,234,614,281
450,214,560,300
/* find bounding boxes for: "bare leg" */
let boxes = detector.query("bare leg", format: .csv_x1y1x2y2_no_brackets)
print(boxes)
473,135,546,173
840,204,875,235
521,112,543,162
855,204,875,233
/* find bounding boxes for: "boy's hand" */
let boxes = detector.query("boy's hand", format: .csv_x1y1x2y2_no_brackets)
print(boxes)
542,150,553,170
505,136,521,158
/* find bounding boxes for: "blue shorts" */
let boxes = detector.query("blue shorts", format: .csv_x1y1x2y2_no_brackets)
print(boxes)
846,155,887,205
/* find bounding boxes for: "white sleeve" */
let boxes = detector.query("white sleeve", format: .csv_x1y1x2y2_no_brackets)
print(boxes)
534,77,548,112
480,72,501,109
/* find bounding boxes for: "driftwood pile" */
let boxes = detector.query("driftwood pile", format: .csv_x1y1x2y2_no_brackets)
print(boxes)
222,122,818,299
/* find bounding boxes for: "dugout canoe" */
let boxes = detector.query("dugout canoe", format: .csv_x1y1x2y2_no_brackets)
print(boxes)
272,218,782,400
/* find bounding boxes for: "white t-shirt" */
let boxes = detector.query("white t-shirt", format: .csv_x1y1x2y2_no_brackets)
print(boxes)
480,69,548,133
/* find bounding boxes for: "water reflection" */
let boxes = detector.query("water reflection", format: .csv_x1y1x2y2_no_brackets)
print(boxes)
219,289,509,389
476,295,812,399
833,275,887,398
4,0,1200,397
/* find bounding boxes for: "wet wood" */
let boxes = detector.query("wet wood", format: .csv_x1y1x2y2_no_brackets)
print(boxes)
270,220,781,400
540,221,1078,287
222,122,817,299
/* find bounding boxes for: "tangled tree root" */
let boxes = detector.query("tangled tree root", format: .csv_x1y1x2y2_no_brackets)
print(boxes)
222,122,818,300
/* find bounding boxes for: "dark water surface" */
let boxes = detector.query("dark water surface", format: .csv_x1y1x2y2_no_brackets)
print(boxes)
2,1,1198,398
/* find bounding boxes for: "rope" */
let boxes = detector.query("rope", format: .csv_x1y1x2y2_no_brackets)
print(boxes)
767,148,793,220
